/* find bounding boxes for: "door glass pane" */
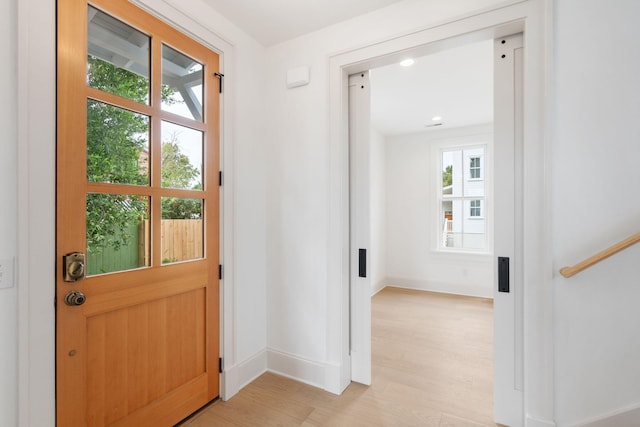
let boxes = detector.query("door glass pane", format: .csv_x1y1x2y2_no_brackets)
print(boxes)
161,121,203,190
87,5,150,104
87,100,150,185
162,45,203,121
161,198,203,264
86,194,150,275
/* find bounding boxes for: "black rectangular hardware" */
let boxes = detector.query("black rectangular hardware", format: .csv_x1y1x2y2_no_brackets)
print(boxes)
358,249,367,278
498,257,510,293
219,170,223,186
219,357,223,373
219,264,223,280
214,72,224,93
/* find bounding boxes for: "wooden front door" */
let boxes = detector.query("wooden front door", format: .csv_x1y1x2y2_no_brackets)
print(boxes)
56,0,220,425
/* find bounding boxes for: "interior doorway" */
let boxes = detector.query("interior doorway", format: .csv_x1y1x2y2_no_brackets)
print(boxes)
348,33,524,426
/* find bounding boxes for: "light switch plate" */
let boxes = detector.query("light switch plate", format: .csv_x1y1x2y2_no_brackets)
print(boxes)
0,257,15,289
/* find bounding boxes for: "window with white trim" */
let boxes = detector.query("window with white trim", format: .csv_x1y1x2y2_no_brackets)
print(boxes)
470,199,482,217
439,146,487,250
470,156,481,179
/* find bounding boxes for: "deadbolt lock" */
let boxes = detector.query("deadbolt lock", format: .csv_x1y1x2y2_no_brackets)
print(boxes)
63,252,86,282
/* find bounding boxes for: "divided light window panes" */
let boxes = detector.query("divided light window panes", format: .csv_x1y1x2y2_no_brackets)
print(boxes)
440,146,487,251
87,5,150,104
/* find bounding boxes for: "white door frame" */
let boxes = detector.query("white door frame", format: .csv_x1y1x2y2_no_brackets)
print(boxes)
327,1,554,426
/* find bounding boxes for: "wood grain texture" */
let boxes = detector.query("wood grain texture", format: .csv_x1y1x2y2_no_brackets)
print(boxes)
57,0,220,425
560,231,640,278
182,288,497,426
87,289,207,425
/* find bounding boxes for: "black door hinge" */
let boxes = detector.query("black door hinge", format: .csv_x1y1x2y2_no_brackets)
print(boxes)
219,171,223,186
214,72,224,93
219,357,223,373
219,264,223,280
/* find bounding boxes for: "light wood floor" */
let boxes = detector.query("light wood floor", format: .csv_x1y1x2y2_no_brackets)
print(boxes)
181,287,496,426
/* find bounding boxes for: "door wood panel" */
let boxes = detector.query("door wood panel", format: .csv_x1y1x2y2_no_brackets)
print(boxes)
56,0,220,425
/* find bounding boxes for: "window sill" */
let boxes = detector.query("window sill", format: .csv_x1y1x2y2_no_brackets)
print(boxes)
431,248,493,257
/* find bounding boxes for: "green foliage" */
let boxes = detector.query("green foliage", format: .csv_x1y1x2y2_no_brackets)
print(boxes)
86,56,197,253
87,56,150,102
161,197,202,220
442,165,453,188
87,194,147,254
161,138,200,189
86,100,148,185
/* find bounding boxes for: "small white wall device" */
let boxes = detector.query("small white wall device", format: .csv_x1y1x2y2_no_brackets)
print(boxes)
286,66,310,89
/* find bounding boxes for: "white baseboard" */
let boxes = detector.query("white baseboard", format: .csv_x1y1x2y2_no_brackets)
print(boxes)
221,349,267,400
323,359,350,395
385,277,493,299
526,414,556,427
570,402,640,427
371,279,386,296
266,348,326,390
371,280,387,296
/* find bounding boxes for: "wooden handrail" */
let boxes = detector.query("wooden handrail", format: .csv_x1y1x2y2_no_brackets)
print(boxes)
560,232,640,278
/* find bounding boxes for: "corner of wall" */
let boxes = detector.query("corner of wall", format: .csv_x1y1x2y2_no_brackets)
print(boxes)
222,350,267,400
526,414,556,427
266,348,334,393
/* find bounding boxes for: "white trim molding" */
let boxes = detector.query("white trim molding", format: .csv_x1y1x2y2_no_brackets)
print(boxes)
526,414,557,427
222,350,267,399
568,402,640,427
328,1,554,426
267,348,327,390
386,278,493,299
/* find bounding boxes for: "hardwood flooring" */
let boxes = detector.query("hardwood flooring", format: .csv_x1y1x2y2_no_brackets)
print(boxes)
181,287,496,426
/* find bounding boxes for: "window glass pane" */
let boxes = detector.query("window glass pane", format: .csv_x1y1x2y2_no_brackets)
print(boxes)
463,199,485,248
161,121,203,190
87,100,150,185
87,5,150,104
162,45,203,121
442,150,462,197
161,198,203,264
470,157,480,179
440,146,487,251
463,149,484,197
86,194,150,275
442,200,462,248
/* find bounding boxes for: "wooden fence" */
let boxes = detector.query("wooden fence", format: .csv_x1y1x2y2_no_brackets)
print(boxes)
158,219,203,263
88,219,203,275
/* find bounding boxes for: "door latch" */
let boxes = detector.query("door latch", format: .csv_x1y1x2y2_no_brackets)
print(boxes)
64,290,86,306
63,252,86,282
498,257,509,293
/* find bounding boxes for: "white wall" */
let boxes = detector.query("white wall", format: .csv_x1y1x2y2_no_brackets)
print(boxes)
385,126,493,298
264,0,508,385
370,128,387,295
552,0,640,425
0,0,18,425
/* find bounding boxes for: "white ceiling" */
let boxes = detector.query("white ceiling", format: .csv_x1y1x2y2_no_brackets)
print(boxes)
370,39,494,136
200,0,408,46
200,0,494,137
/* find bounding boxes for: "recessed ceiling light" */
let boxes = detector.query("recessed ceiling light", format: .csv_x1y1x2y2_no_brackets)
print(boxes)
432,115,442,122
399,59,415,67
